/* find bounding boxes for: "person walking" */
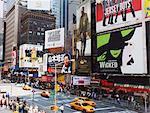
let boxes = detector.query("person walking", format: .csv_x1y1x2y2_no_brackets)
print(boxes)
59,104,64,113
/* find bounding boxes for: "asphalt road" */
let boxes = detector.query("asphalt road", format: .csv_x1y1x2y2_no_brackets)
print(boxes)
20,92,137,113
0,83,138,113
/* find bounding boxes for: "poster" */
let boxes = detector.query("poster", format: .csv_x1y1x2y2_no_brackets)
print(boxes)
96,0,142,32
76,0,91,74
45,28,64,49
94,24,147,74
19,44,43,68
145,0,150,18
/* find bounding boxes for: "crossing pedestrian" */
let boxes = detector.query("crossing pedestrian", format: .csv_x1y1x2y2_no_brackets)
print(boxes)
59,104,64,113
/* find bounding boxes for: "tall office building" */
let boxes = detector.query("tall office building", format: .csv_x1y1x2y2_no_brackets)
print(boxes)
50,0,61,28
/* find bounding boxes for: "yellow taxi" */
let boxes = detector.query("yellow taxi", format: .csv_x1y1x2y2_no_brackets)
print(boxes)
70,101,95,113
74,97,96,107
50,105,59,112
41,90,50,98
22,85,32,90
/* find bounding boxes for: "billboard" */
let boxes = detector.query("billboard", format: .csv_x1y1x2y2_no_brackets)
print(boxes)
0,34,3,60
145,0,150,18
45,28,64,49
43,53,72,74
27,0,51,11
96,0,142,32
93,24,147,74
76,0,91,74
19,44,43,68
73,76,91,85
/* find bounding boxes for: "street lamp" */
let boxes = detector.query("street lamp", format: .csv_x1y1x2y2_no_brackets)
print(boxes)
54,59,75,112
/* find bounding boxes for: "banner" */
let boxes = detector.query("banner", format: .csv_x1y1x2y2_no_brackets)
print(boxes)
27,0,50,11
93,24,147,74
43,53,72,74
96,0,142,32
73,76,91,85
45,28,64,49
19,44,43,68
76,0,91,74
145,0,150,18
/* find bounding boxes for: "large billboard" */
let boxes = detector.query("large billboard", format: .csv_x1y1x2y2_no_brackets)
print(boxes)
19,44,43,68
76,0,91,74
145,0,150,18
27,0,51,11
43,53,72,74
0,34,3,61
96,0,142,32
93,24,147,74
45,28,64,49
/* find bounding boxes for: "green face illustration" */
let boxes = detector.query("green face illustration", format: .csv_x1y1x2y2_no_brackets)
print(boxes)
110,49,121,58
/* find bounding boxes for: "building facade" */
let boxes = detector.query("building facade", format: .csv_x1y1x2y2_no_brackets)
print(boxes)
20,10,55,45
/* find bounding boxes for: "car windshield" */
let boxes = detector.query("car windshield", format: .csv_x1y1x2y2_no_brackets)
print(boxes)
82,103,88,106
85,99,90,101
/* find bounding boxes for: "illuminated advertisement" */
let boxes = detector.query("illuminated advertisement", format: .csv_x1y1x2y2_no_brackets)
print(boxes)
145,0,150,18
76,0,91,74
45,28,64,49
43,53,72,74
19,44,43,68
93,24,147,74
96,0,142,32
73,76,91,86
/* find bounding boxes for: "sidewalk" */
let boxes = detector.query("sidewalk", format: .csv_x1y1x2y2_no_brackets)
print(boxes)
0,108,13,113
101,97,150,113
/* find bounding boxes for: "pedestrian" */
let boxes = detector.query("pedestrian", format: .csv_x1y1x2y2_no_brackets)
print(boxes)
0,98,2,107
59,104,64,113
9,100,13,110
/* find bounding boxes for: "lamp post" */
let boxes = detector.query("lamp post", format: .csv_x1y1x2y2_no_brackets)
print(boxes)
54,59,75,112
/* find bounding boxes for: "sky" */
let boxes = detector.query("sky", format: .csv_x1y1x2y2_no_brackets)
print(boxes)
0,0,3,18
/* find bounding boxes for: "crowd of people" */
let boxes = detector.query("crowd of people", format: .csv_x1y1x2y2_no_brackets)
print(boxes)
0,94,46,113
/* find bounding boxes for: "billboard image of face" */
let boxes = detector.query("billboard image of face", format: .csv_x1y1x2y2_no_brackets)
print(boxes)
145,0,150,18
96,0,142,32
94,24,146,74
19,44,43,68
61,54,72,74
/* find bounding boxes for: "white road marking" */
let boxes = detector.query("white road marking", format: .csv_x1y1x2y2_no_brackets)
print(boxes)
95,106,116,111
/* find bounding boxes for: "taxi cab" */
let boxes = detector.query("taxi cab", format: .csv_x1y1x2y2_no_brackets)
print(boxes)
70,101,95,113
22,85,32,90
74,97,96,107
41,90,50,98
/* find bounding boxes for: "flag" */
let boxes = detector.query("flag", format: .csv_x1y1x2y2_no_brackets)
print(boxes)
27,0,50,11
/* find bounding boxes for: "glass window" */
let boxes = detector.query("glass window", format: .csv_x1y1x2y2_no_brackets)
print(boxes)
37,32,40,36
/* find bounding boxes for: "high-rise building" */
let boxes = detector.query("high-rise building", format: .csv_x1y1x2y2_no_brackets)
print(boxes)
20,10,55,45
50,0,61,28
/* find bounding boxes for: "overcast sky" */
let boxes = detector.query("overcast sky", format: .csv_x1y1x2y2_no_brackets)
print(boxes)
0,1,3,18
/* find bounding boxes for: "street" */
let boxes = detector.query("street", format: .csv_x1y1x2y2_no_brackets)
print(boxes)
0,83,138,113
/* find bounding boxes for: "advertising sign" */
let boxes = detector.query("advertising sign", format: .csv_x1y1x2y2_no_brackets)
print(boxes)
96,0,142,32
45,28,64,49
76,0,91,74
73,76,91,85
27,0,50,11
19,44,43,68
12,51,16,67
93,24,147,74
0,34,3,60
43,53,72,74
145,0,150,18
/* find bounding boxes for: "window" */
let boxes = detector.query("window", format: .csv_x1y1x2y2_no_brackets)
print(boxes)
37,32,40,36
29,31,32,34
41,33,44,35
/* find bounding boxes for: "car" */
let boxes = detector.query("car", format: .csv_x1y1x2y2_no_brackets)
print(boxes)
74,97,96,107
22,85,32,90
70,101,95,113
41,90,50,98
